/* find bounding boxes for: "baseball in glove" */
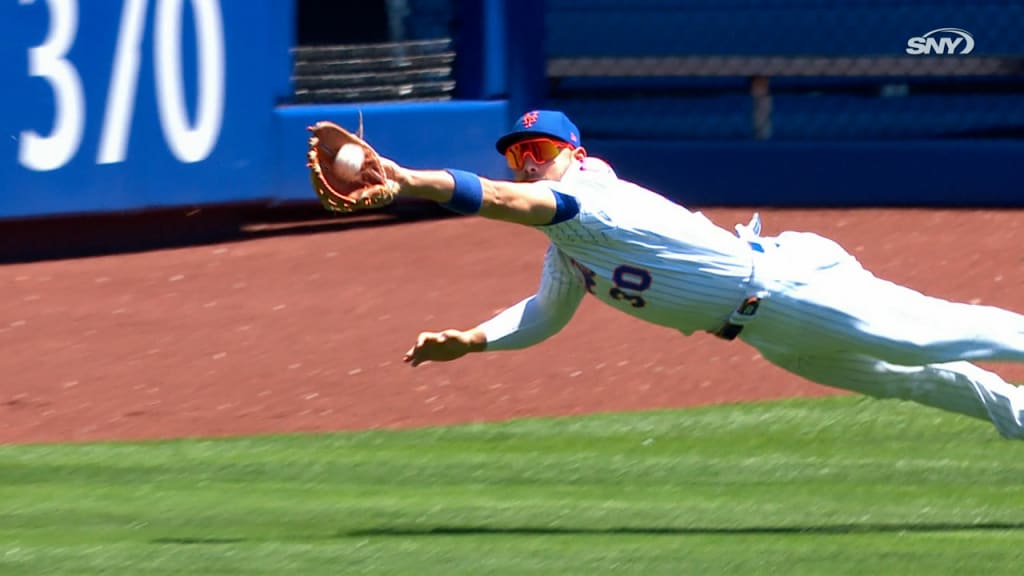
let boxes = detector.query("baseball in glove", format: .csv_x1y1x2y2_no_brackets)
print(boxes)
306,118,400,213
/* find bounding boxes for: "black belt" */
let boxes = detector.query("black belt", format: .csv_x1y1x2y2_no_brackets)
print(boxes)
714,296,761,340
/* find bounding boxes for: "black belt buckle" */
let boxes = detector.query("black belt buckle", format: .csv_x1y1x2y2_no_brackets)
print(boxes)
715,296,761,341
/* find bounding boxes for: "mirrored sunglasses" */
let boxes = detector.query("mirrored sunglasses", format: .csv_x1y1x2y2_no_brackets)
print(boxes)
504,138,574,169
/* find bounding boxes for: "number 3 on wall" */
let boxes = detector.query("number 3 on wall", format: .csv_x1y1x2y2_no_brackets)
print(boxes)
18,0,225,172
19,0,84,171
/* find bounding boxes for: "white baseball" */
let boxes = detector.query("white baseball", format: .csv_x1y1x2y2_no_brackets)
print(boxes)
333,143,365,177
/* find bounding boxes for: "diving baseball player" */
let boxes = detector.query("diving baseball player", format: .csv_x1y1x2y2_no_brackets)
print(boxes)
308,110,1024,439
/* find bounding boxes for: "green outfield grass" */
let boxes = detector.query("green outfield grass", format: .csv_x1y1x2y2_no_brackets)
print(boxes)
1,395,1022,575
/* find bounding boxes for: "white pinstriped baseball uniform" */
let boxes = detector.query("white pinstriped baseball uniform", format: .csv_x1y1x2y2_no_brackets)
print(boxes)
478,161,1024,439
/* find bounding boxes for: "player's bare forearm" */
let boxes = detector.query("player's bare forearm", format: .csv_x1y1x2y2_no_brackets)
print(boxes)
390,165,557,226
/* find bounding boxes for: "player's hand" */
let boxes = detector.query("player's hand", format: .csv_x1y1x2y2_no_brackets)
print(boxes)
378,156,402,182
403,329,485,367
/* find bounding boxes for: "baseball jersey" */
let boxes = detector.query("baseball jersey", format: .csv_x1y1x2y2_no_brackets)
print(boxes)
471,160,1024,441
479,167,759,349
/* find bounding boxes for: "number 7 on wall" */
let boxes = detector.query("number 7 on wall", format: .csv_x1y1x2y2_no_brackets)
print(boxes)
97,0,148,165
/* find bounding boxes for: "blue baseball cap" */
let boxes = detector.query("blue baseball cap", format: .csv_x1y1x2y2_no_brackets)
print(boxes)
495,110,581,154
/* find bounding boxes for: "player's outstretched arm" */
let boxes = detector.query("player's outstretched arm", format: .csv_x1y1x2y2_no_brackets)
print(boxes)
403,246,585,367
385,161,560,226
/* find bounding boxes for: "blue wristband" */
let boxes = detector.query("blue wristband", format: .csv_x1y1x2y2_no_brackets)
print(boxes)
549,190,580,224
442,169,484,214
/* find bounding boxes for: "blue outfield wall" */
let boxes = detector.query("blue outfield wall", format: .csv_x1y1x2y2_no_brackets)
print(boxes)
546,0,1024,207
588,140,1024,208
0,0,511,220
546,0,1024,57
1,0,1022,221
1,0,294,218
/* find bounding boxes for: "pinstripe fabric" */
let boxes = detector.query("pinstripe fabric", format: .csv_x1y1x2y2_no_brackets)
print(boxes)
478,244,585,350
758,353,1023,439
539,174,756,335
478,171,1024,438
740,232,1024,437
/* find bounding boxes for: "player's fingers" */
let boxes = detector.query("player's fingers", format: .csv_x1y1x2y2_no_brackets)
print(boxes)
406,335,433,367
416,331,435,348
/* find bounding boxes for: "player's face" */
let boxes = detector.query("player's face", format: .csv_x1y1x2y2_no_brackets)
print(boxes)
505,138,585,182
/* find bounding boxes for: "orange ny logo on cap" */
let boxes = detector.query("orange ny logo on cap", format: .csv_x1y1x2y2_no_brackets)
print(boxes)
521,111,539,128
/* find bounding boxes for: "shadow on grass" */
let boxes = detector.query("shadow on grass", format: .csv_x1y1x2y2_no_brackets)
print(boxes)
151,537,248,545
344,521,1024,538
146,521,1024,545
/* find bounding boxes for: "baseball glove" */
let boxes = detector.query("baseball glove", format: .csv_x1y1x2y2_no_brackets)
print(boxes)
306,119,400,213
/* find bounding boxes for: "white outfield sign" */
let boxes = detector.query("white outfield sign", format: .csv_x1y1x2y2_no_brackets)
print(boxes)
906,28,975,55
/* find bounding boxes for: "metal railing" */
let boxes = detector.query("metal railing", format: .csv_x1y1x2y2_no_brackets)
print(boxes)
291,38,456,103
547,56,1024,140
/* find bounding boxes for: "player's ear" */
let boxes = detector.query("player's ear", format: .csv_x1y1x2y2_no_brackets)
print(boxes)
573,146,587,161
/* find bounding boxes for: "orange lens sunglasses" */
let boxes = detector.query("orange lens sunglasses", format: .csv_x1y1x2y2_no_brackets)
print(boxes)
504,138,574,169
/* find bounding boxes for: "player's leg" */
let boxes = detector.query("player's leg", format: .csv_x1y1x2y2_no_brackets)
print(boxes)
762,352,1024,439
754,266,1024,366
833,275,1024,365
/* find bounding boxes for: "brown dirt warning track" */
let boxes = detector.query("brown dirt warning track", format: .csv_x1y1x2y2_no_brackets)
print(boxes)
1,205,1023,444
